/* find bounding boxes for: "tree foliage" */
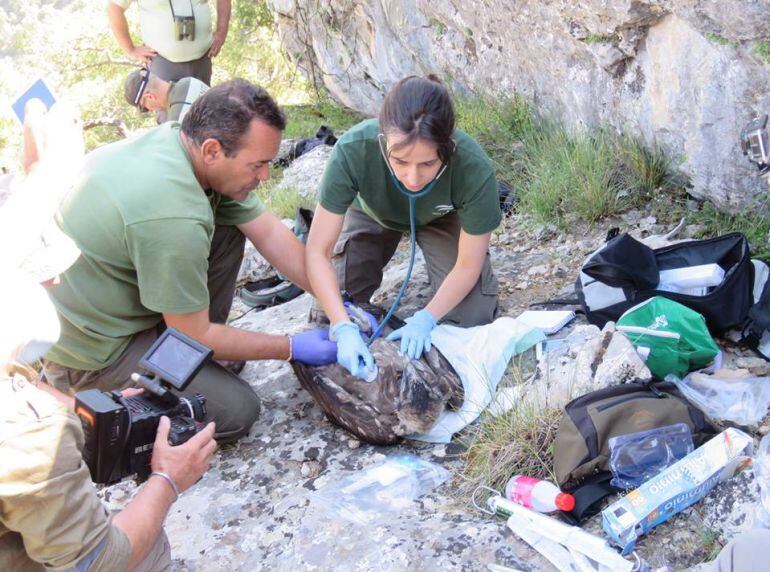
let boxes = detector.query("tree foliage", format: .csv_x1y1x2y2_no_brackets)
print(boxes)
0,0,310,168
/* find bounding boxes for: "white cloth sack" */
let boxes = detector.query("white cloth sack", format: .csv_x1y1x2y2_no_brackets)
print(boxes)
407,316,544,443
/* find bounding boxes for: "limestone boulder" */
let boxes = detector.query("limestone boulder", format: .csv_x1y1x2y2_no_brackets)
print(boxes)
267,0,770,209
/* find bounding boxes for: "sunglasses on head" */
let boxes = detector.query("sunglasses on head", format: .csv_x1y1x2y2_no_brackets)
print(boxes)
133,68,150,112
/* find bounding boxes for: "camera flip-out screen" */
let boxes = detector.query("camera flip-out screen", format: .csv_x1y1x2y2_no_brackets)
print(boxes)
139,328,213,390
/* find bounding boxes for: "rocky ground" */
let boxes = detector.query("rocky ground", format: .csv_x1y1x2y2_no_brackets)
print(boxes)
96,150,769,571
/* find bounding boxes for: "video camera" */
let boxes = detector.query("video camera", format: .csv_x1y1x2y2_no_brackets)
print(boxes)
740,114,769,174
75,328,212,485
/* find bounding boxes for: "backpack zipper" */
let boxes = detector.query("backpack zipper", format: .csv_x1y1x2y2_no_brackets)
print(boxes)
595,391,665,413
566,383,649,461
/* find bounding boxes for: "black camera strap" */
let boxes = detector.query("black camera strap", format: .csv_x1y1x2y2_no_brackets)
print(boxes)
168,0,194,21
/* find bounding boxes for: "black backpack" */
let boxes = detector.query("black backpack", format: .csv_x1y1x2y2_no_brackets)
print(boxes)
576,231,754,334
742,262,770,359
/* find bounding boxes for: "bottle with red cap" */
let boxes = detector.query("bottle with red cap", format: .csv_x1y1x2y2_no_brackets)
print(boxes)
504,475,575,513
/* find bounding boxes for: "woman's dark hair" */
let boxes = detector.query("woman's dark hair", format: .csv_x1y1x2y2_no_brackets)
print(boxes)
379,75,455,164
182,79,286,157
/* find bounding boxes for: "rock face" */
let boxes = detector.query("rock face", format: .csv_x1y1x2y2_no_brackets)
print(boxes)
274,144,334,198
266,0,770,209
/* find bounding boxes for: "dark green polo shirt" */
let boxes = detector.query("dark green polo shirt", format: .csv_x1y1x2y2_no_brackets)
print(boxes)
317,118,501,234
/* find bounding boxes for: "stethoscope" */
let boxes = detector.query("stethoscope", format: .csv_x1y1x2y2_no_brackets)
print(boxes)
365,134,451,345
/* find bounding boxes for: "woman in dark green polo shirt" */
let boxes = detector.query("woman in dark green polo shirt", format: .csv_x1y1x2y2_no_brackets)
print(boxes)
306,75,501,379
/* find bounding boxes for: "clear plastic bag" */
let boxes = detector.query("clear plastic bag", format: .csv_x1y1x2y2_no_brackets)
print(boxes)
667,372,770,425
755,434,770,528
309,455,450,525
609,423,695,489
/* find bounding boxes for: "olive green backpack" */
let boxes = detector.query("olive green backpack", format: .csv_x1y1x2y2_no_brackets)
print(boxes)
553,380,717,522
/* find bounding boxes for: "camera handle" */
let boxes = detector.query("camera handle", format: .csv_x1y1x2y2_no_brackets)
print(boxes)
130,372,181,407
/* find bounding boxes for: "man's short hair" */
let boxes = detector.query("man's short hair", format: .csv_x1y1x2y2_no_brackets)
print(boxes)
181,79,286,157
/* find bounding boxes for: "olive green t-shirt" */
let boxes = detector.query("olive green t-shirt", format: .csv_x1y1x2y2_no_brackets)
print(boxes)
317,118,501,234
46,122,264,370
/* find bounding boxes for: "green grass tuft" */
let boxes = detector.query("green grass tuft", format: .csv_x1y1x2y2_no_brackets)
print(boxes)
583,33,615,44
755,40,770,62
459,399,562,494
455,95,534,185
704,32,738,48
515,127,675,224
457,359,561,496
689,197,770,261
282,99,365,140
455,95,678,224
254,170,316,219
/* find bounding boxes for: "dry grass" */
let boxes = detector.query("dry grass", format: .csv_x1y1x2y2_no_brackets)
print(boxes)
455,360,563,496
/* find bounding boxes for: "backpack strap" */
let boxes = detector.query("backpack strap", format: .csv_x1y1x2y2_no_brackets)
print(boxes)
563,472,621,524
741,270,770,360
529,298,581,307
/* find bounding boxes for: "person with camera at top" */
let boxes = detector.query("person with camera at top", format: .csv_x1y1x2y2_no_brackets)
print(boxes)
0,102,217,572
124,67,208,123
305,75,501,379
42,80,337,443
107,0,230,86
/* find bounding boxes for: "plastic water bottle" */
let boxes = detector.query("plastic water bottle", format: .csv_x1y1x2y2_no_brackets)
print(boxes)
504,475,575,513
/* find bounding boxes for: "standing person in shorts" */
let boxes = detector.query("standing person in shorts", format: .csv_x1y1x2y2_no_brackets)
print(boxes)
107,0,231,85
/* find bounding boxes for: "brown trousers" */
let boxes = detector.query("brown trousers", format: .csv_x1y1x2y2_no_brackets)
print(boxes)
149,53,212,84
325,208,499,327
44,226,261,443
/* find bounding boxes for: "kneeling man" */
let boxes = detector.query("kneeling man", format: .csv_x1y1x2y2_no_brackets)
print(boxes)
44,79,332,442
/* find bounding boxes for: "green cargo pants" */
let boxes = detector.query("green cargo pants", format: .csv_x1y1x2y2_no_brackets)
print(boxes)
44,225,261,443
321,208,499,327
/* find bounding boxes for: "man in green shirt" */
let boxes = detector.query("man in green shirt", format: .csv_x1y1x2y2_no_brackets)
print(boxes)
1,104,216,572
43,79,335,442
306,76,501,380
124,67,209,123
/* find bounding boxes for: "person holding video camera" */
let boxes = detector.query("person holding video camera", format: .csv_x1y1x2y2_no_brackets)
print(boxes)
1,271,217,572
42,79,334,443
1,104,217,572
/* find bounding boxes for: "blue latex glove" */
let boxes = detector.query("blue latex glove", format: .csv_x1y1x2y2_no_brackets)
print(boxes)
386,309,437,360
290,328,338,366
330,320,376,379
